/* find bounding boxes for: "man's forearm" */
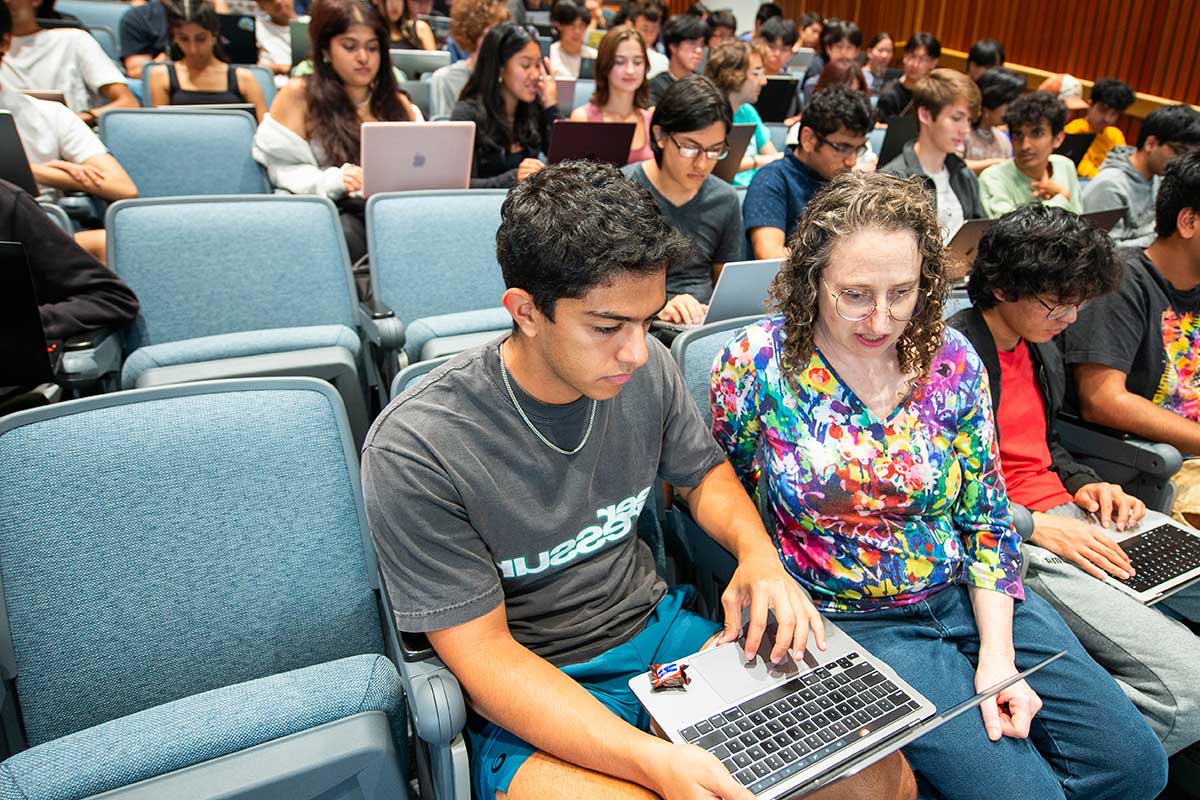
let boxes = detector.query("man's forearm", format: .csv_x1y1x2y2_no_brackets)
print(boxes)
1082,389,1200,455
679,460,776,560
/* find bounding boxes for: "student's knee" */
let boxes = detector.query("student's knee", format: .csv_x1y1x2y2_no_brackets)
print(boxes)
1094,723,1167,800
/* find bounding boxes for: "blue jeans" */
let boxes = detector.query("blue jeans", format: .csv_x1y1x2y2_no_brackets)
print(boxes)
465,585,721,800
825,585,1166,800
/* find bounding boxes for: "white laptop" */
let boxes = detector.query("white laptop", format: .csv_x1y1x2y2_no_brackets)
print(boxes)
654,258,783,333
360,121,474,196
633,621,1063,798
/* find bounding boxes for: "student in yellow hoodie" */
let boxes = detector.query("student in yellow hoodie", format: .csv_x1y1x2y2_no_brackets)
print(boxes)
1062,77,1135,180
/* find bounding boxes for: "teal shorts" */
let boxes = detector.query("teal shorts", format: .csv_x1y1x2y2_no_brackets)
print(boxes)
465,585,720,799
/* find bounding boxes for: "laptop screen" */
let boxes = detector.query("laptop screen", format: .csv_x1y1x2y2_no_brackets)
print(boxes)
0,241,57,387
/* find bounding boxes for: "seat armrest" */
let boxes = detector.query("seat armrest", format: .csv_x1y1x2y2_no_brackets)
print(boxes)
1055,417,1183,478
58,329,122,384
1011,504,1035,542
397,636,466,747
357,301,405,351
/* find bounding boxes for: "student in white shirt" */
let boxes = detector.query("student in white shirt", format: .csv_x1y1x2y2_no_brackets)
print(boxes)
0,0,136,122
547,0,596,78
255,0,295,87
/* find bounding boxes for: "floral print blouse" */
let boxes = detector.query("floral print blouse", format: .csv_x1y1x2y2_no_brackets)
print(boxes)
711,315,1023,613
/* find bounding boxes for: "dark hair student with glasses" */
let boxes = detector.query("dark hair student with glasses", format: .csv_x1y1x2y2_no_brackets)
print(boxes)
743,85,872,259
622,75,744,326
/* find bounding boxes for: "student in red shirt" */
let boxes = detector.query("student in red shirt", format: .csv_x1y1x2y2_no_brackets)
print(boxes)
949,203,1200,756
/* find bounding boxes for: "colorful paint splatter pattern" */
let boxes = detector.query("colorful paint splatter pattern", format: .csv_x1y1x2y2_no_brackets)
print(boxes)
710,316,1023,613
1151,308,1200,420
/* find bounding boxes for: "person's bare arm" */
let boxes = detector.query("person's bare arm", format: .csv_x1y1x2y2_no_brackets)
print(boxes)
427,604,754,800
84,153,138,201
965,157,1005,175
30,153,136,201
236,67,268,122
86,83,140,120
569,105,589,122
1075,363,1200,454
269,77,309,136
416,19,437,50
749,226,787,260
123,51,166,80
147,65,170,107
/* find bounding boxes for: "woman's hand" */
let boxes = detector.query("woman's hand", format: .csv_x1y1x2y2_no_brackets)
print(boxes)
659,294,708,325
342,164,364,194
974,653,1042,741
517,158,545,182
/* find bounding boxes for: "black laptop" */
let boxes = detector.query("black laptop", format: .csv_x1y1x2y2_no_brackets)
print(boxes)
0,111,38,196
0,241,60,391
1056,132,1096,166
218,13,258,66
753,76,799,123
877,113,919,167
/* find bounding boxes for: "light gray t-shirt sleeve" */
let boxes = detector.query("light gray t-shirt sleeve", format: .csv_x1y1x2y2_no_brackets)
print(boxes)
362,436,504,632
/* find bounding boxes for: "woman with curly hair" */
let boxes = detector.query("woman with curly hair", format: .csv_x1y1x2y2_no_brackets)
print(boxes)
710,171,1165,800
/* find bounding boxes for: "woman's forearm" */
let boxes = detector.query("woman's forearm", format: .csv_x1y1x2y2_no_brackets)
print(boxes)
967,586,1015,659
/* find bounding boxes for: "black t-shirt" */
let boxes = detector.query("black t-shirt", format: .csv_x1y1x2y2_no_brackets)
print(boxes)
875,78,912,124
0,180,139,341
119,1,169,60
1061,249,1200,421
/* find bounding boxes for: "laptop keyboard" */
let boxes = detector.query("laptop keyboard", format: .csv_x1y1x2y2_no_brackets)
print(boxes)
1116,524,1200,594
678,652,920,795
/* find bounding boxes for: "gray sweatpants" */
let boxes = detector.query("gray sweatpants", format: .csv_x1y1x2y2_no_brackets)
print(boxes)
1023,504,1200,755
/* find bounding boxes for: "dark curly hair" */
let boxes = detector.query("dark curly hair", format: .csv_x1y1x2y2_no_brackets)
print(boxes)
975,67,1025,112
768,171,948,384
497,161,693,319
1090,78,1135,112
1005,90,1068,136
967,205,1120,310
1156,150,1200,239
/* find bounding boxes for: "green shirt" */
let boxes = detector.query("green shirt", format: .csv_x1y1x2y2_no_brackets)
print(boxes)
978,153,1083,218
732,103,771,188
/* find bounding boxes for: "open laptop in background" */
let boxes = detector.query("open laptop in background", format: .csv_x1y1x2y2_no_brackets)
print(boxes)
652,258,783,333
753,76,798,123
711,124,757,184
218,13,258,65
1056,132,1096,167
0,111,38,197
389,49,451,78
1081,206,1126,233
289,18,311,66
547,120,634,166
555,78,577,117
785,47,816,74
0,241,61,391
876,114,918,167
632,621,1064,799
360,121,474,195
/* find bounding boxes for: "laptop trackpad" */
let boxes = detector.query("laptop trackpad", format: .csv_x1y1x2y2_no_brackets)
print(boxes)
692,635,802,704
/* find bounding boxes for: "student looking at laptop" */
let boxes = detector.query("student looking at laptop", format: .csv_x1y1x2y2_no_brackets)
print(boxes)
1083,104,1200,249
452,21,558,188
1062,152,1200,526
964,37,1004,82
0,177,139,341
742,85,871,260
705,8,734,48
0,0,137,121
703,40,781,187
799,19,860,105
948,203,1200,756
119,0,171,79
712,170,1167,800
147,0,267,121
362,160,916,800
979,91,1082,217
622,76,743,326
874,31,939,125
881,68,985,240
253,0,420,265
961,66,1023,175
547,0,596,78
646,13,706,105
568,27,652,165
429,0,508,117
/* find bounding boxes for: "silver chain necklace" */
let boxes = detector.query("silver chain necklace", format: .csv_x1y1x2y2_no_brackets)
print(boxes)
498,342,597,456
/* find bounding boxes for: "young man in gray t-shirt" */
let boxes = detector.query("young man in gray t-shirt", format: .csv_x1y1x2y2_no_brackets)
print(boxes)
362,162,915,800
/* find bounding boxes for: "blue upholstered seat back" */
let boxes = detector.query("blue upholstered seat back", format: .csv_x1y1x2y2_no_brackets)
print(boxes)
0,382,385,746
99,109,270,198
109,196,357,352
672,316,766,429
367,190,509,323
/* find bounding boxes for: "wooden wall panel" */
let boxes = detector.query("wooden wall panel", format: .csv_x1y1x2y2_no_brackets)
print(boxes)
667,0,1200,105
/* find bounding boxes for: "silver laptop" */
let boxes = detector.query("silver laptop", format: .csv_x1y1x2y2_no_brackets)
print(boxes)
785,47,816,74
556,78,577,117
711,124,758,184
360,121,474,196
654,258,782,333
1092,509,1200,605
1081,206,1126,233
632,622,1063,798
390,49,451,78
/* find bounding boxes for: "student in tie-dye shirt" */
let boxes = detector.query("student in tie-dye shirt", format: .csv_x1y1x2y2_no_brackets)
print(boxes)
712,171,1165,800
1063,151,1200,526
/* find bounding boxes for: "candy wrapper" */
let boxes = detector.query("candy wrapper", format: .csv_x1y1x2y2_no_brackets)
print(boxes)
649,661,690,691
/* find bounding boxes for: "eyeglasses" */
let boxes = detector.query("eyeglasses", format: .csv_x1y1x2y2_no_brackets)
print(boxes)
823,280,921,322
813,130,869,158
1035,296,1085,320
669,134,728,161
